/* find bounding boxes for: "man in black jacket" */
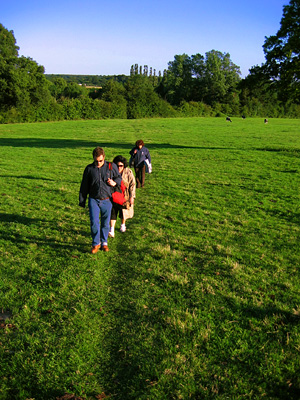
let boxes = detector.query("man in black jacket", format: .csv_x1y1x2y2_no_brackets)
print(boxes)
79,147,122,253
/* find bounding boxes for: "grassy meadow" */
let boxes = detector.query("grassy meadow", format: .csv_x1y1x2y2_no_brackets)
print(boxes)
0,117,300,399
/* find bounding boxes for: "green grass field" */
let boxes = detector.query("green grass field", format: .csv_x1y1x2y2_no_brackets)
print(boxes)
0,117,300,399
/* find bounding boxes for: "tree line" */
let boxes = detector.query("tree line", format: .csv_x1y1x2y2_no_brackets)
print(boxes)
0,0,299,123
45,74,128,87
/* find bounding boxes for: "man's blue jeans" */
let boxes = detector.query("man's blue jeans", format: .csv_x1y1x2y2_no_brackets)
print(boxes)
88,198,112,246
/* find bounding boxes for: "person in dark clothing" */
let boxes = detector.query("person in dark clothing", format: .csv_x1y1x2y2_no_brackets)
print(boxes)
79,147,122,254
129,140,151,188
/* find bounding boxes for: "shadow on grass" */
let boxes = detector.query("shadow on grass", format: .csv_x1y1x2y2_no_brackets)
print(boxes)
256,147,300,158
256,147,300,153
0,212,88,253
0,213,39,226
0,174,55,181
2,138,300,157
0,137,230,151
266,208,300,225
223,296,300,399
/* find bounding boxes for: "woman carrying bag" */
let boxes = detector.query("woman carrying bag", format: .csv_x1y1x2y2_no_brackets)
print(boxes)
109,155,136,237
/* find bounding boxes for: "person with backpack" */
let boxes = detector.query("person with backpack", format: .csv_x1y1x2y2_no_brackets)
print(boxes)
79,147,122,254
109,155,136,237
129,140,151,188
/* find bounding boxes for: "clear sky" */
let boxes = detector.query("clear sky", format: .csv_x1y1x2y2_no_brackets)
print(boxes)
1,0,288,77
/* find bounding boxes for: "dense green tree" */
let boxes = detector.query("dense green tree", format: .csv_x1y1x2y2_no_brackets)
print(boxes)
0,23,19,58
126,74,173,118
201,50,241,106
0,24,51,119
48,77,68,99
63,81,87,99
100,80,127,118
239,66,269,106
262,0,300,103
158,51,240,108
161,54,193,104
101,79,126,102
191,53,205,78
16,56,51,106
0,60,17,110
238,64,288,117
126,74,154,118
2,19,299,122
0,24,19,110
189,53,205,101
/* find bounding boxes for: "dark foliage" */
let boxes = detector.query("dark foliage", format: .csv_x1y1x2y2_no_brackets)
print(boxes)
1,3,300,124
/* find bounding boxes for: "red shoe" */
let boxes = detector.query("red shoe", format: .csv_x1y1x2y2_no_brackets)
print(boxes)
91,244,100,254
101,245,109,252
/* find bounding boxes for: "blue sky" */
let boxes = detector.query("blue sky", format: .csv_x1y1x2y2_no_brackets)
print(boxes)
1,0,287,77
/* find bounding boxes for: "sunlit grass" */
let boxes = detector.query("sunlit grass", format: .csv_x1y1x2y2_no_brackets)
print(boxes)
0,117,300,399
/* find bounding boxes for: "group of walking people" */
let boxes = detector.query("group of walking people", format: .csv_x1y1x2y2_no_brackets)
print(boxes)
79,140,151,254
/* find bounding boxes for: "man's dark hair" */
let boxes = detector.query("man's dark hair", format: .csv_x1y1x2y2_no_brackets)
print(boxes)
93,147,105,158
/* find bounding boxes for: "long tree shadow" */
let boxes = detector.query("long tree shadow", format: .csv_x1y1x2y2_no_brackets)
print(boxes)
256,147,300,154
0,137,231,151
0,174,55,181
